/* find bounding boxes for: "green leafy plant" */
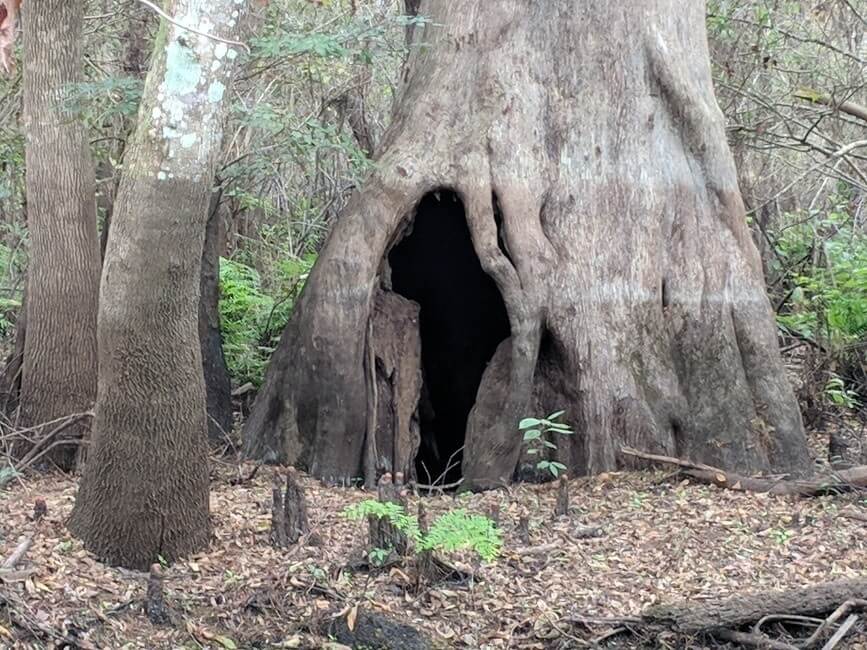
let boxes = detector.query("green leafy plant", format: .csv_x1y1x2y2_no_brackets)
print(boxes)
218,258,275,386
368,547,392,567
630,492,649,510
343,500,421,542
343,501,502,563
63,76,144,124
772,528,793,545
773,192,867,408
519,411,573,477
824,374,860,410
421,509,502,562
218,254,314,386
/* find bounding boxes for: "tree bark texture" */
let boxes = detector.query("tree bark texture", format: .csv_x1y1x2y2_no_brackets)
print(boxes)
243,1,810,490
18,0,100,469
69,0,247,569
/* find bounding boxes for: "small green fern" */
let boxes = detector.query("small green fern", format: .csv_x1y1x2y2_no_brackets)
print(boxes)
343,501,502,562
421,509,501,562
343,500,421,543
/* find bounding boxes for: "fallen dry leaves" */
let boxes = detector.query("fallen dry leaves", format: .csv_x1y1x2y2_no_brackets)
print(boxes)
1,455,867,649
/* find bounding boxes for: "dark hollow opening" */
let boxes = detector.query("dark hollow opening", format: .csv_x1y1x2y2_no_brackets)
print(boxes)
389,190,510,485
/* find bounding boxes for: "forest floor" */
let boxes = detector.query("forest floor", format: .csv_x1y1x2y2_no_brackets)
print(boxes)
2,430,867,650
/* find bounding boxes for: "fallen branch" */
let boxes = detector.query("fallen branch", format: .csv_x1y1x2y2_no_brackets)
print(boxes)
620,447,867,496
229,461,261,486
231,382,255,398
0,590,97,648
1,535,31,570
0,568,34,583
643,577,867,634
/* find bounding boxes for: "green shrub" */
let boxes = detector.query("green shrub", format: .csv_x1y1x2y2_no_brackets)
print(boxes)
218,254,314,386
773,191,867,407
774,190,867,344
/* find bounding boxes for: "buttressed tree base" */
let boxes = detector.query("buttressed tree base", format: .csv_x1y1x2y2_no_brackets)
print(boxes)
244,0,810,490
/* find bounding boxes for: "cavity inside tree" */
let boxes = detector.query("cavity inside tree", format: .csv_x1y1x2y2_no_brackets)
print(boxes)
243,0,810,490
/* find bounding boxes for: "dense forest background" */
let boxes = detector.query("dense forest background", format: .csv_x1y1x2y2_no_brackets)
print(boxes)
0,0,861,435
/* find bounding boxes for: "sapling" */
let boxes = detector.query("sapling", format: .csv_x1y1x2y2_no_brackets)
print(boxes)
519,410,574,478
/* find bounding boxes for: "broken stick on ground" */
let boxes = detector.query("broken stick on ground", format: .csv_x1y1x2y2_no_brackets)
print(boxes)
620,446,867,496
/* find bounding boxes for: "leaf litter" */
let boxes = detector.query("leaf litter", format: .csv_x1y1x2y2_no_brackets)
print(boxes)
1,455,867,649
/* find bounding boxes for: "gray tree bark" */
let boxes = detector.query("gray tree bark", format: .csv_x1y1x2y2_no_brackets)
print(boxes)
243,0,810,490
69,0,247,569
18,0,100,470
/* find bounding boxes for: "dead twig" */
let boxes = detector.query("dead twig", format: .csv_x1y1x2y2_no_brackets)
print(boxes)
413,477,464,493
714,629,799,649
133,0,250,52
620,446,867,496
820,614,859,650
1,534,31,570
753,613,825,635
8,411,94,473
229,461,261,486
801,599,867,648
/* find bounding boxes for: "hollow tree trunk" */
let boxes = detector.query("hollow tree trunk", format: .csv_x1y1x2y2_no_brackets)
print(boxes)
69,0,247,569
243,0,810,490
18,0,100,469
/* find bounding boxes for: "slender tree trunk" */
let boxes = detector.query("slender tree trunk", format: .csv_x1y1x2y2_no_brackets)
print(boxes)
18,0,100,470
93,6,233,447
200,190,233,445
243,0,810,489
69,0,247,569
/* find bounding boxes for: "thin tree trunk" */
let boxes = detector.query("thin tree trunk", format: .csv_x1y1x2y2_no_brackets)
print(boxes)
244,1,810,489
18,0,100,470
69,0,248,569
200,191,233,446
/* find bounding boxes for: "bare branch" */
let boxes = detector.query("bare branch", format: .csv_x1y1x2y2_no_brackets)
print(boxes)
133,0,250,53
